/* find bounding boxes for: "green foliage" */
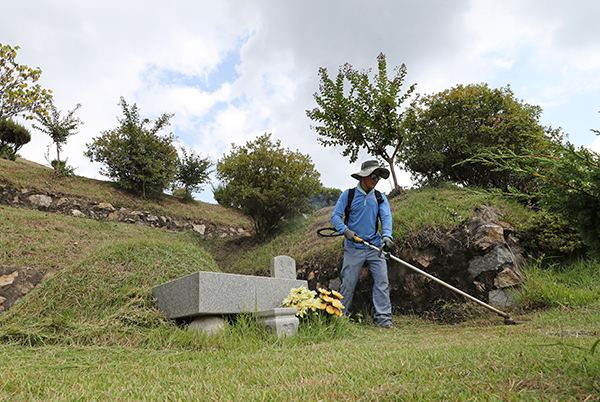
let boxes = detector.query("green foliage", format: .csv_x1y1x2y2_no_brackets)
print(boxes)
175,146,213,202
0,43,53,120
214,133,321,241
306,53,416,189
33,100,83,175
401,83,555,189
516,210,586,260
464,132,600,258
49,159,76,177
84,97,178,199
309,186,341,210
0,119,30,160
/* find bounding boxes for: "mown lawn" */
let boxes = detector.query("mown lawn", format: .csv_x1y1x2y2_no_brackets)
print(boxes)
1,306,598,401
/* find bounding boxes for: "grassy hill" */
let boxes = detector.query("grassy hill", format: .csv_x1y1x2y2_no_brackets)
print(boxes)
1,157,599,400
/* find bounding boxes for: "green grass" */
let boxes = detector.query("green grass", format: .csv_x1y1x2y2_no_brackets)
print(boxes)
0,157,251,227
389,184,534,244
0,309,598,401
517,257,600,310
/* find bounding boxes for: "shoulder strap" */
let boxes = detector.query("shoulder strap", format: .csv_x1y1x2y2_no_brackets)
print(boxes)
344,188,384,225
343,187,355,225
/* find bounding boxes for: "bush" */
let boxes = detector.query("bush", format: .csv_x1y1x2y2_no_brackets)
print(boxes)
516,211,587,261
85,97,178,199
0,119,31,161
214,133,321,241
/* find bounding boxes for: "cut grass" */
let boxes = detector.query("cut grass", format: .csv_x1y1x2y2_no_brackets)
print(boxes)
0,308,598,401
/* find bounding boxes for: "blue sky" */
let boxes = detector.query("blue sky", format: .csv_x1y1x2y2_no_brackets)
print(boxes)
2,0,600,203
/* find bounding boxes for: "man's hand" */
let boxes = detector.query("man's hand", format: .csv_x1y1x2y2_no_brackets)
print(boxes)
344,229,358,242
382,236,394,251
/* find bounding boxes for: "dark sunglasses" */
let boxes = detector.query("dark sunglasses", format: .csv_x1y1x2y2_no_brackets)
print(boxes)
370,173,382,180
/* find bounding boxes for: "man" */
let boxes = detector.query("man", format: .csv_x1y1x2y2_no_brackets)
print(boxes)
331,160,394,328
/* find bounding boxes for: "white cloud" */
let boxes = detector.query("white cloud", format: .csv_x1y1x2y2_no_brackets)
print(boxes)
3,0,600,202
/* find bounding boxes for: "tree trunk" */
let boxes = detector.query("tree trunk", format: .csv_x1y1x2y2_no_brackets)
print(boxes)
384,156,399,189
55,141,61,176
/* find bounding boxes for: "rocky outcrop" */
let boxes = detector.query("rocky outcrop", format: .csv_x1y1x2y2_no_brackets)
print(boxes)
301,203,524,317
0,184,250,239
0,266,49,312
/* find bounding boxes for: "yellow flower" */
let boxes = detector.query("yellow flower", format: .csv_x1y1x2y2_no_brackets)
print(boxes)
331,290,343,299
333,308,342,317
326,305,335,315
318,288,331,296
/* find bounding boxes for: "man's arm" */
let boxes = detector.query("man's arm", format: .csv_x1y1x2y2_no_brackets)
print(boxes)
331,189,349,235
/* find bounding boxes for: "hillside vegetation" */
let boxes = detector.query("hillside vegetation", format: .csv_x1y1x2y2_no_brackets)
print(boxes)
1,158,599,400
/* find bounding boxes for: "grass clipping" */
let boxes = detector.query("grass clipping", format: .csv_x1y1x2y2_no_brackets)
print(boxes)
0,238,219,348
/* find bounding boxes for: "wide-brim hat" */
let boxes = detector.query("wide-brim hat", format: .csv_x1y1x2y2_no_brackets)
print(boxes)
351,160,390,180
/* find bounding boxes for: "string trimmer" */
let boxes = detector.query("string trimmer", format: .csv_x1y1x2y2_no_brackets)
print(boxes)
317,228,518,325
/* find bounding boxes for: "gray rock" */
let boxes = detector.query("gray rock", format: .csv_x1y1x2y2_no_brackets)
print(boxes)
468,246,514,278
28,194,52,208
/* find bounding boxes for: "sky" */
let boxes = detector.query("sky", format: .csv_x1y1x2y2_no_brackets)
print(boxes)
2,0,600,203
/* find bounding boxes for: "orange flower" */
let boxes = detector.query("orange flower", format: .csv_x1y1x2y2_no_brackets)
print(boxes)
326,305,335,315
334,308,342,317
332,299,344,309
318,288,331,296
331,290,343,299
321,295,334,303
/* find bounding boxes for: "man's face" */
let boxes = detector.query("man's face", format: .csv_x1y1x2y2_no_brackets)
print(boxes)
360,169,381,192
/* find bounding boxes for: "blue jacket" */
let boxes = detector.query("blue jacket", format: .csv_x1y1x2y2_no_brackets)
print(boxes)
331,184,393,249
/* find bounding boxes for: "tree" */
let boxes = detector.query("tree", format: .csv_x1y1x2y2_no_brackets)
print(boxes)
174,146,213,202
0,43,53,121
32,100,83,175
309,186,342,210
84,97,178,198
214,133,321,241
0,119,30,160
306,53,416,189
400,83,555,189
462,135,600,258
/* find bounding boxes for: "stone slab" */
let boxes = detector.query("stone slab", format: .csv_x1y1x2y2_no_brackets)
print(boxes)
152,271,307,319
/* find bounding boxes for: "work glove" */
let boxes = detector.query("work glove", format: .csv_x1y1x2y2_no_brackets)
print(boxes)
382,236,394,251
344,229,358,242
379,236,393,259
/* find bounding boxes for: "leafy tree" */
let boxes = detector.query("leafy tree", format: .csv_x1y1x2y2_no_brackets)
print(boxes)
464,129,600,258
174,146,213,202
214,133,321,241
400,83,555,189
306,53,416,189
309,186,342,210
0,119,31,161
32,100,83,175
84,97,178,198
0,43,53,120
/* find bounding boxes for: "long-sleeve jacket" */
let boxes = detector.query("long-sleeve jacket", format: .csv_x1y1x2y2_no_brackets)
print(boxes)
331,184,393,249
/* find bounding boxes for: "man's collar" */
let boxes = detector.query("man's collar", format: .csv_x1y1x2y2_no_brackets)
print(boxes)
356,182,368,195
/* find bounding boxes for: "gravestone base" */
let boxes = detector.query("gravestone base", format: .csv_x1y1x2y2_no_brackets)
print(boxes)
188,315,226,335
255,307,299,337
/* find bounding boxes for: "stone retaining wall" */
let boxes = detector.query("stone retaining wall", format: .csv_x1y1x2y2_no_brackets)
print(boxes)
0,183,250,239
